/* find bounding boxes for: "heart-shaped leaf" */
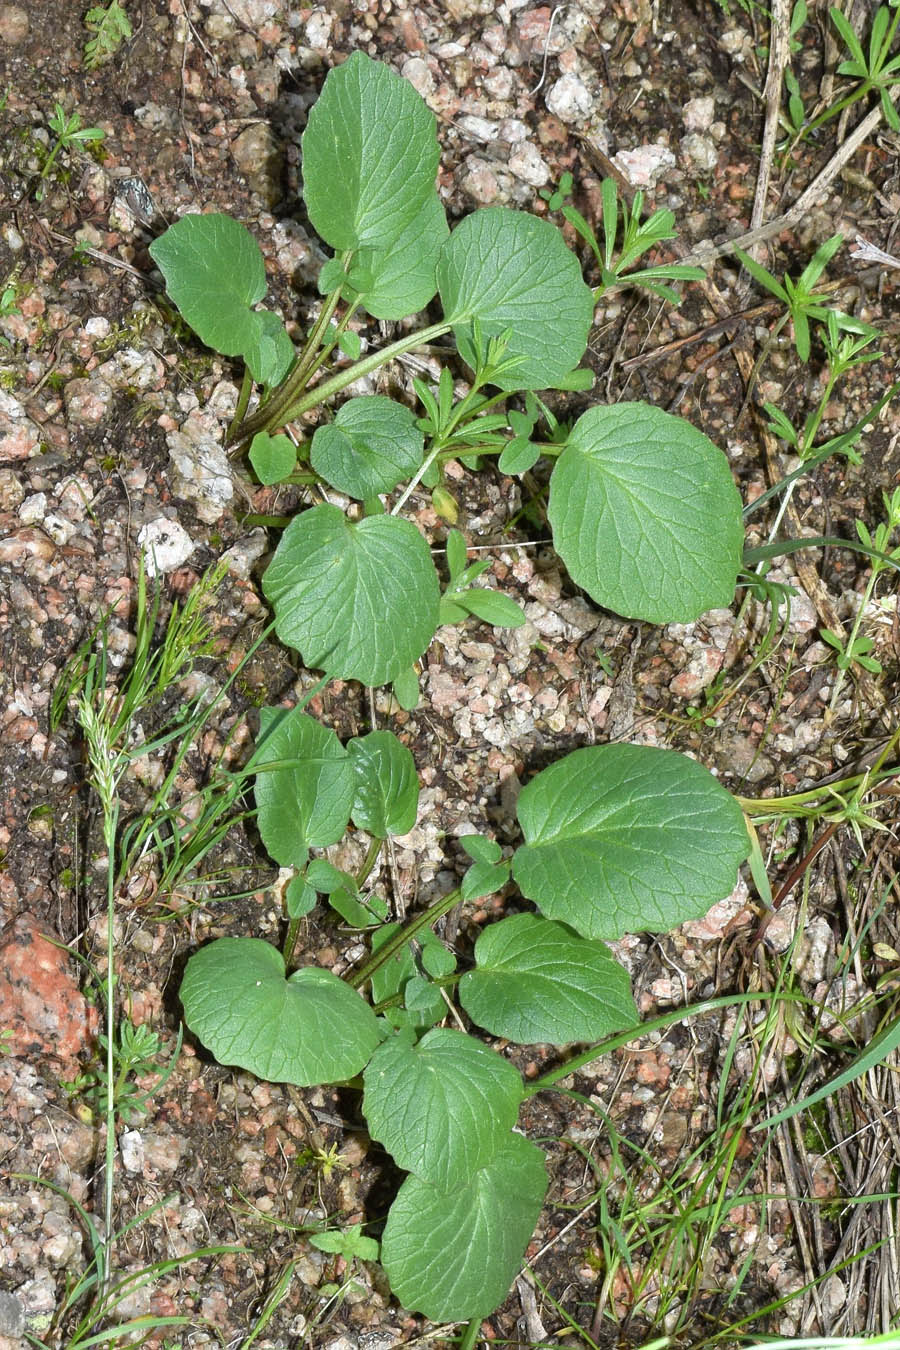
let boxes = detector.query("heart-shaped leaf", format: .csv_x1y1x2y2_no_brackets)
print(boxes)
149,214,285,379
459,913,638,1044
437,208,594,391
363,1027,524,1190
252,706,354,868
348,730,419,837
310,396,424,499
262,505,440,686
512,744,749,940
548,403,744,623
180,938,380,1085
302,50,441,252
381,1133,547,1321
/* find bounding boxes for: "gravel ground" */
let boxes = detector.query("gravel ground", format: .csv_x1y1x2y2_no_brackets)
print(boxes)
1,0,900,1346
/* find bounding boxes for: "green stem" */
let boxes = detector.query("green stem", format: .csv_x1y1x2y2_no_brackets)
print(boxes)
525,989,813,1097
356,836,384,891
827,566,881,715
738,762,900,815
283,917,302,967
349,888,462,990
232,287,344,444
227,367,253,445
240,320,452,442
300,300,362,389
802,82,870,139
102,799,120,1287
456,1318,481,1350
286,289,345,392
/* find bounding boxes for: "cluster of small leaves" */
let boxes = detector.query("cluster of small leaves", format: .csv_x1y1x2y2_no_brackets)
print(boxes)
151,50,754,1325
541,172,706,304
83,2,132,70
61,1020,180,1124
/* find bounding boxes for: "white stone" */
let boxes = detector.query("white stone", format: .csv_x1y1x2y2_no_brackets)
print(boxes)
458,114,499,143
222,528,267,579
683,95,716,132
41,513,76,545
545,73,593,123
680,132,719,174
613,142,676,189
166,415,234,523
508,141,550,187
304,10,332,48
401,56,435,99
137,517,195,575
18,492,47,524
120,1129,144,1173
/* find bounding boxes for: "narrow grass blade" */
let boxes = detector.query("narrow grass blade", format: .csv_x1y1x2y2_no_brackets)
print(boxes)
753,1012,900,1131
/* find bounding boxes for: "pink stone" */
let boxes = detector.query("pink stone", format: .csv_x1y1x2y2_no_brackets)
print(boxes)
0,913,98,1064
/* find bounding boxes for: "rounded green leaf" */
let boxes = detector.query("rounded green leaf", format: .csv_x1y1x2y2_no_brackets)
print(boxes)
249,431,296,485
391,665,420,710
459,914,638,1044
381,1133,547,1321
302,51,441,251
461,834,502,865
180,938,380,1086
348,730,419,837
512,745,749,941
285,874,317,919
149,213,265,357
548,403,743,623
262,505,440,686
363,1028,523,1190
461,860,510,902
252,706,354,867
346,192,449,320
310,396,424,499
436,208,594,391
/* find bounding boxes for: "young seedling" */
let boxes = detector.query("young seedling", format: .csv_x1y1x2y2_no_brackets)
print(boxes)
541,171,707,304
822,485,900,716
734,233,877,364
38,103,105,198
824,3,900,132
61,1018,183,1124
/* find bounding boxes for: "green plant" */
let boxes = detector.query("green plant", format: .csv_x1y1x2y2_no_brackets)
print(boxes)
540,172,707,304
309,1221,380,1264
824,3,900,131
38,103,104,198
90,49,900,1330
821,485,900,713
734,233,877,364
61,1017,183,1124
49,557,258,1286
83,1,132,69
